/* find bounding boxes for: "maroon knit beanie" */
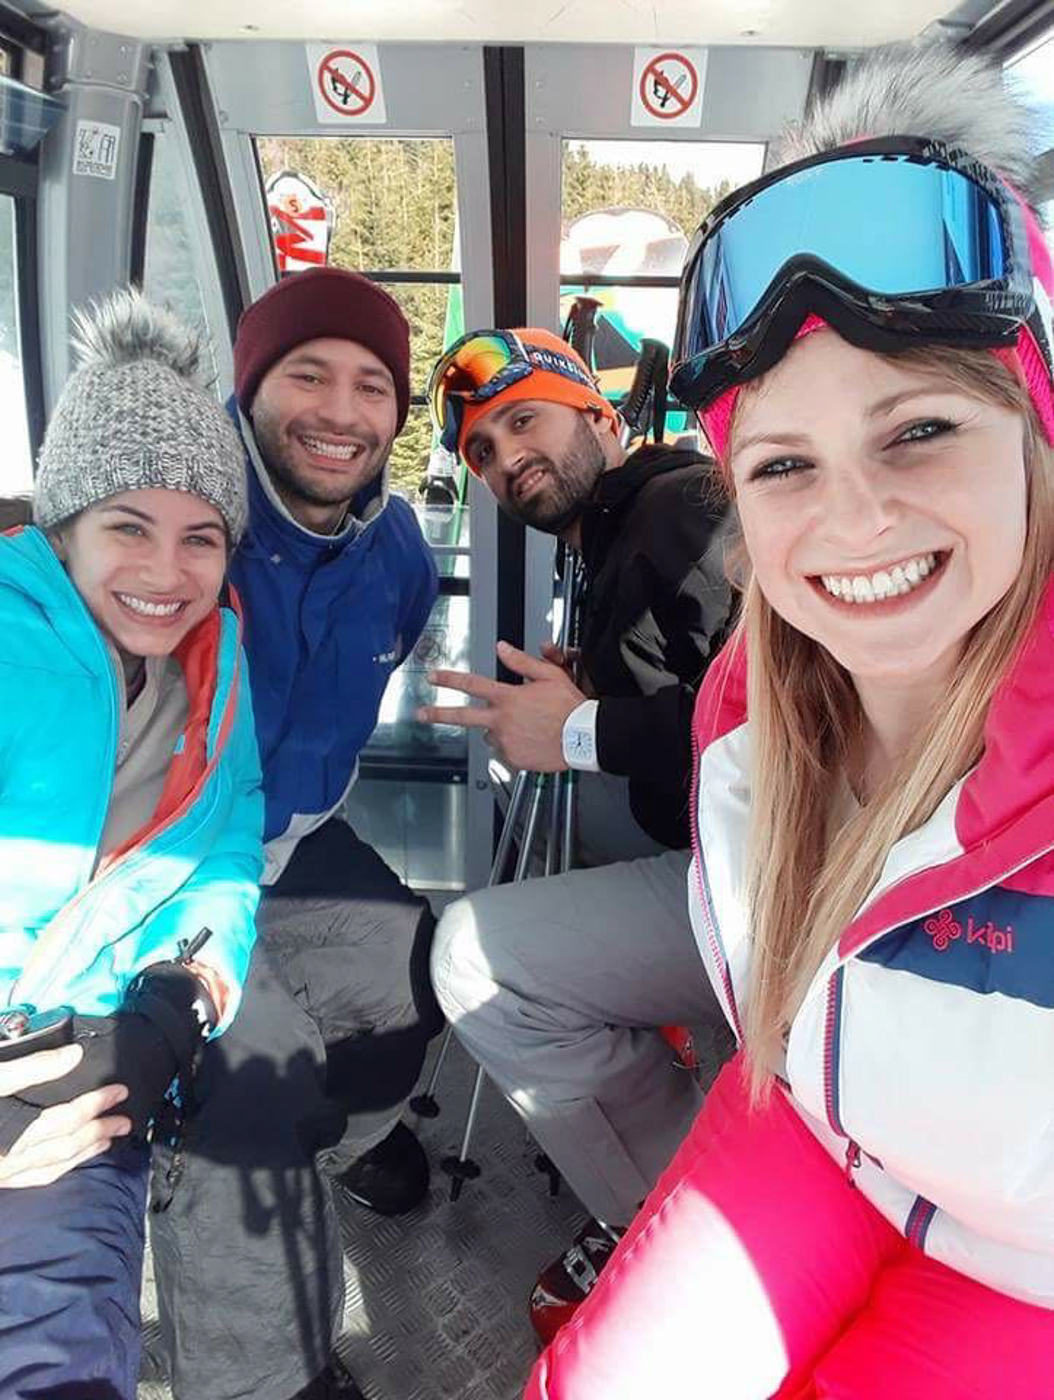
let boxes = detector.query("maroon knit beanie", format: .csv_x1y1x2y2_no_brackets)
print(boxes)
233,267,411,430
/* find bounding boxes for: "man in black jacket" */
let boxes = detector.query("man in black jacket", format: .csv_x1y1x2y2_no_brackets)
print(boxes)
423,329,733,1327
419,326,732,859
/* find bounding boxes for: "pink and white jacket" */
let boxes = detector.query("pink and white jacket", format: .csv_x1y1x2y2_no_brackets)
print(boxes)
691,573,1054,1309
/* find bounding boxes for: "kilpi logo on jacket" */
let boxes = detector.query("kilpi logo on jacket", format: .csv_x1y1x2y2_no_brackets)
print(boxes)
859,885,1054,1011
924,907,1015,954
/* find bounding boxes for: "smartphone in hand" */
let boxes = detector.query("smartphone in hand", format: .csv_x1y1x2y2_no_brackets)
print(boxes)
0,1008,74,1063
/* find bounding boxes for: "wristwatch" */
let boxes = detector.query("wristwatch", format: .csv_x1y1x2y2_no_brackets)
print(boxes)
561,699,601,772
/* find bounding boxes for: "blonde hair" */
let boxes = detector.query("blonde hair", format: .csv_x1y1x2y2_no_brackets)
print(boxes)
730,346,1054,1098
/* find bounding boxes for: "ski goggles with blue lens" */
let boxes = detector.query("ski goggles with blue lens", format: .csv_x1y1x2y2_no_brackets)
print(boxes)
671,137,1040,411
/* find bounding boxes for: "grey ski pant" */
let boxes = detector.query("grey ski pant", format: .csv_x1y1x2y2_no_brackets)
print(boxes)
431,848,731,1228
149,819,441,1400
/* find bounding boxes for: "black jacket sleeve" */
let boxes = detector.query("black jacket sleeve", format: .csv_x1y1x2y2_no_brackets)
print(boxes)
597,511,735,847
577,449,735,849
595,683,696,849
595,683,694,786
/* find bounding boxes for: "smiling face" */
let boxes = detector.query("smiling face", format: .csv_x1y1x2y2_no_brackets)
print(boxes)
729,332,1029,691
463,398,615,534
53,488,227,661
251,336,399,532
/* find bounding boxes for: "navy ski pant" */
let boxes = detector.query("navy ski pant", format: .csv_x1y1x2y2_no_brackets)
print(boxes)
0,1141,149,1400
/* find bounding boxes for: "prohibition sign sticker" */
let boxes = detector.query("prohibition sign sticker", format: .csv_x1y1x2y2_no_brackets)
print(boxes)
306,43,388,125
631,47,707,128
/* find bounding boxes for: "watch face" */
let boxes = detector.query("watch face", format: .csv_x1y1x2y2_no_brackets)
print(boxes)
569,729,592,759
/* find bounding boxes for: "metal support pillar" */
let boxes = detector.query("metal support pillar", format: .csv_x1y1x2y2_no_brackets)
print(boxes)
37,23,150,408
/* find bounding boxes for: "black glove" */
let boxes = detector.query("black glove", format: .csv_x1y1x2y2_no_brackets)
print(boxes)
3,962,217,1145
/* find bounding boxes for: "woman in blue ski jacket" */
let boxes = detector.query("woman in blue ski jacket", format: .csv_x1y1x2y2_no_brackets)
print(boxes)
0,289,263,1400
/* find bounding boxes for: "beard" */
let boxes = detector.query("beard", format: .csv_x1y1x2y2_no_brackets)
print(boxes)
501,413,607,534
252,403,391,509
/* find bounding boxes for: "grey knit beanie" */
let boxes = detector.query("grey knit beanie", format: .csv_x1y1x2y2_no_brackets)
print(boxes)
34,288,248,542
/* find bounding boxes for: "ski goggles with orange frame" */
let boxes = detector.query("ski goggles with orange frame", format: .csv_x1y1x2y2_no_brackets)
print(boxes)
428,330,597,452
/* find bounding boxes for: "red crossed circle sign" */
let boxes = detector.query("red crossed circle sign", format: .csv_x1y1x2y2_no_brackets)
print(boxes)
317,49,376,117
640,51,698,121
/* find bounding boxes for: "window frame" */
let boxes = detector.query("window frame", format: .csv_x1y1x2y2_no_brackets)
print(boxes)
0,149,45,466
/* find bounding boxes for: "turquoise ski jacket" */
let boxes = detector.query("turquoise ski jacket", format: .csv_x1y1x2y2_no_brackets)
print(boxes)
0,527,263,1033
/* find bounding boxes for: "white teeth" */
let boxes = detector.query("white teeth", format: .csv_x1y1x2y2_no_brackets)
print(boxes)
302,436,361,461
818,553,939,605
117,593,184,617
517,468,545,499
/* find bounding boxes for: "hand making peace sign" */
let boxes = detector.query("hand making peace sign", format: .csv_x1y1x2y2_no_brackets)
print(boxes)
416,640,586,771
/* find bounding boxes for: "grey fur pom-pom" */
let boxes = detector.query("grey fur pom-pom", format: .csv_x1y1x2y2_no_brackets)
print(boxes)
70,286,204,381
774,42,1039,203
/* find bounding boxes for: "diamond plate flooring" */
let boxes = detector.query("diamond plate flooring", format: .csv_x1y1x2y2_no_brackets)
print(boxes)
137,1035,588,1400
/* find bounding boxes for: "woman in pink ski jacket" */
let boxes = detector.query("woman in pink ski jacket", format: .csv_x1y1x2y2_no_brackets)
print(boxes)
527,43,1054,1400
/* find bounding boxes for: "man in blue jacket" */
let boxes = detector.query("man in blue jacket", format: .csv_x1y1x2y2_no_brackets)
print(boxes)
149,269,442,1400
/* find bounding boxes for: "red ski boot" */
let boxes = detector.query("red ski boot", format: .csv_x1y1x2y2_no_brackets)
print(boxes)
529,1218,624,1346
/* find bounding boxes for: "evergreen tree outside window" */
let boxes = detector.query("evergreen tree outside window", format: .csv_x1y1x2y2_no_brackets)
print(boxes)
255,137,461,507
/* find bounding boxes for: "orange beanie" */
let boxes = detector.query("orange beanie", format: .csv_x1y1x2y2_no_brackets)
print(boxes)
458,328,618,469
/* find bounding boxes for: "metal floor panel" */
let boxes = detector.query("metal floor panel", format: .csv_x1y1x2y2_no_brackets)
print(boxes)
138,1036,588,1400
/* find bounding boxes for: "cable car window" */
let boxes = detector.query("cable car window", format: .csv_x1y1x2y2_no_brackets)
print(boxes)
1006,32,1054,256
255,137,469,891
0,194,32,495
142,129,219,387
1006,32,1054,119
255,137,462,514
561,139,764,443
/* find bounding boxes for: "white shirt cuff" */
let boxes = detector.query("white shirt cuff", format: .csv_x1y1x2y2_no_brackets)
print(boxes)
561,698,601,772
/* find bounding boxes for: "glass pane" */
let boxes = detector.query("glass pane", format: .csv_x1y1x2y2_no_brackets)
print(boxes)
251,140,469,533
561,139,764,428
389,402,470,557
346,775,466,891
0,195,32,496
352,588,471,891
381,279,468,543
1007,33,1054,140
142,130,218,386
1006,33,1054,259
365,591,470,768
255,136,459,273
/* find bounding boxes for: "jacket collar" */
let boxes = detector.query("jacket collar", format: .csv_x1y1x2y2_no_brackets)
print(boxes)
589,442,711,511
693,574,1054,958
697,575,1054,839
0,526,113,675
580,443,714,562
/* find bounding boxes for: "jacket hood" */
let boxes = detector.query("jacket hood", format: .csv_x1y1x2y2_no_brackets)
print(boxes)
590,442,715,513
234,399,391,553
